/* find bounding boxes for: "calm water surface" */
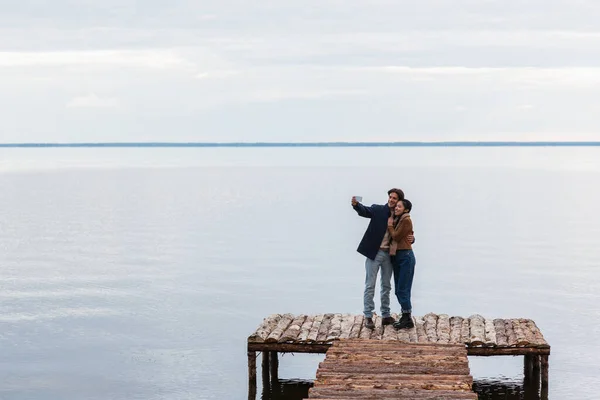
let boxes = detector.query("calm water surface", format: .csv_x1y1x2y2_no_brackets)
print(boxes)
1,147,599,399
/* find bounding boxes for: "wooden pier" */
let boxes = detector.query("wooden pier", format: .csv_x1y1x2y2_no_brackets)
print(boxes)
247,313,550,399
309,339,477,399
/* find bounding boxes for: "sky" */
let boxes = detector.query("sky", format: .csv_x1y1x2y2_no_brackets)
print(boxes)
1,0,600,143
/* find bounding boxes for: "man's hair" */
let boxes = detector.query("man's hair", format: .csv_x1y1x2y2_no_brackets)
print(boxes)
402,199,412,213
387,188,405,200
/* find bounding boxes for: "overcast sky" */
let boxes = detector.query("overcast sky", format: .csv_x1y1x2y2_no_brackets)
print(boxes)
1,0,600,143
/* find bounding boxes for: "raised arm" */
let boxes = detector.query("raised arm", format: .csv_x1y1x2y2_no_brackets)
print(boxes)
351,197,374,218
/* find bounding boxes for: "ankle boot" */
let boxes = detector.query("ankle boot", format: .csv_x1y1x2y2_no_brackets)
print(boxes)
393,313,414,329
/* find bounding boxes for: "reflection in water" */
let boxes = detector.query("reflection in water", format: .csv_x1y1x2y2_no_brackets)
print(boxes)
261,378,539,400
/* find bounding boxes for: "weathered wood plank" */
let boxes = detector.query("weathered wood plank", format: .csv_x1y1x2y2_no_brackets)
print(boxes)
484,318,497,346
408,317,418,343
316,372,473,383
511,318,530,346
316,313,335,343
358,317,373,339
326,313,343,342
493,318,508,347
423,313,438,343
437,314,450,344
248,314,282,343
280,314,307,342
372,315,384,340
415,316,427,343
265,314,294,343
338,314,355,340
524,319,549,347
348,315,364,339
460,317,470,344
309,389,478,399
382,314,398,341
307,314,325,343
309,340,478,399
449,316,463,344
396,313,410,342
297,315,314,342
504,319,517,347
468,314,485,346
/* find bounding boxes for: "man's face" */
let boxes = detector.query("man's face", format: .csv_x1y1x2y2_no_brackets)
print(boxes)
387,192,400,209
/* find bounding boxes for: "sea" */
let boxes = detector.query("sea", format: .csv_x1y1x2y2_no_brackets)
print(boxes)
1,146,599,399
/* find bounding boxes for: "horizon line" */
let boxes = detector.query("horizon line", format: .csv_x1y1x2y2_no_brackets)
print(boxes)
2,141,600,148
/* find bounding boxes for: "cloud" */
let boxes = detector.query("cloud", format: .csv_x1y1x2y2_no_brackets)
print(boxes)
0,50,195,70
66,93,119,109
196,70,240,79
2,0,600,142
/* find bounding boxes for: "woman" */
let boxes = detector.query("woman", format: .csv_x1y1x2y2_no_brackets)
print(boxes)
387,199,416,330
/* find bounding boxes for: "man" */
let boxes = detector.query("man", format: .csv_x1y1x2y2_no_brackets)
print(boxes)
351,189,414,329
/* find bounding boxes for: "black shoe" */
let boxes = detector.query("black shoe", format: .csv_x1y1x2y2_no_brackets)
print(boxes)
393,313,414,330
382,316,395,326
365,317,375,329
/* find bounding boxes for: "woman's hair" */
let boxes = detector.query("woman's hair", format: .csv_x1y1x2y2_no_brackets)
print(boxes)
393,199,413,228
401,199,412,213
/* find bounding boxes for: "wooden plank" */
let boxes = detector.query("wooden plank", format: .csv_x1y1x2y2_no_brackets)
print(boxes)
309,340,477,399
248,314,282,343
415,316,427,343
348,315,364,339
468,315,485,346
408,317,418,343
449,316,463,344
437,314,450,344
460,318,470,344
265,314,294,343
358,317,373,339
338,314,354,340
382,314,398,341
309,388,478,399
248,342,330,353
397,318,411,343
316,313,335,343
423,313,438,343
467,346,550,356
484,318,497,346
280,314,307,342
316,372,473,383
372,315,384,340
524,319,549,347
326,313,343,342
493,318,508,347
511,318,530,346
504,319,517,347
307,314,325,343
297,315,315,342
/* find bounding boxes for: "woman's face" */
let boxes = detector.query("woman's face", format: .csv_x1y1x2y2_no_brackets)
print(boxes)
394,202,405,216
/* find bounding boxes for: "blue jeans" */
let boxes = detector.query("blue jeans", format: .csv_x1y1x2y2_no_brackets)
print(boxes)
363,250,393,318
392,249,416,313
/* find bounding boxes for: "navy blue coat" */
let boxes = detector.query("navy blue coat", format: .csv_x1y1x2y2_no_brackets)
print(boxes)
353,202,392,260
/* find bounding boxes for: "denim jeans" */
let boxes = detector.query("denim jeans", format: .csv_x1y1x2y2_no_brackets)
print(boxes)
392,249,416,313
363,250,393,318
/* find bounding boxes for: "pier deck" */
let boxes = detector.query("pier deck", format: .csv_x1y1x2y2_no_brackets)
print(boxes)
308,339,477,399
247,313,550,399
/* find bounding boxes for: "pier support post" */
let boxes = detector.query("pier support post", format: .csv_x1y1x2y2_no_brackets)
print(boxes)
540,355,549,392
248,351,257,400
523,355,534,383
261,351,271,393
270,351,279,383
